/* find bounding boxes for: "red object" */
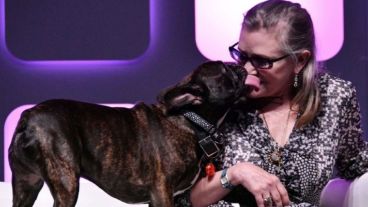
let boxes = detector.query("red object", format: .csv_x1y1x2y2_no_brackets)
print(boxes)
205,162,216,177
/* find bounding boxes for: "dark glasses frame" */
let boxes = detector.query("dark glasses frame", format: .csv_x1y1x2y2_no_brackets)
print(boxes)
228,42,290,69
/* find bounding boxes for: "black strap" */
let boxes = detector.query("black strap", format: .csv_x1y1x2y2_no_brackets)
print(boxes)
183,111,216,134
183,111,221,158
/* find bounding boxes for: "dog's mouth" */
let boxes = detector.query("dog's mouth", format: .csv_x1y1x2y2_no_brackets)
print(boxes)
228,64,260,92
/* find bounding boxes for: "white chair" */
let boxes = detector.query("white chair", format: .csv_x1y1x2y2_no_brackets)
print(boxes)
320,173,368,207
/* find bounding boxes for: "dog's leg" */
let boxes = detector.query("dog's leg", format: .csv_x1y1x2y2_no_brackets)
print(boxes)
44,172,79,207
39,147,80,207
149,174,173,207
9,131,45,207
11,169,44,207
12,145,80,207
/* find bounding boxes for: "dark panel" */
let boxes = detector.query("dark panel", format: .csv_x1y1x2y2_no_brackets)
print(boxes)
5,0,149,60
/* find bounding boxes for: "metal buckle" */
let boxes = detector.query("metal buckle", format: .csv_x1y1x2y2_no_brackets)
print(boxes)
199,136,220,158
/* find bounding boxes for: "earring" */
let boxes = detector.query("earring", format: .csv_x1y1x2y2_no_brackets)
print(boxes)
293,74,298,88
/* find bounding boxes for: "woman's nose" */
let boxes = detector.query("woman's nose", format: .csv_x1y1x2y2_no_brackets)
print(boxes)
244,61,257,75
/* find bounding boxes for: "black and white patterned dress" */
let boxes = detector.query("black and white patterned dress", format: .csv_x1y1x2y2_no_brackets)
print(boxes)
175,73,368,207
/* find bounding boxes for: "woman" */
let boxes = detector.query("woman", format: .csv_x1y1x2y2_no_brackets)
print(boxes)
176,0,368,206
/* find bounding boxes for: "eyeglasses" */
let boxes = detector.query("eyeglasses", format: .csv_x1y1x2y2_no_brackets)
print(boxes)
229,42,290,69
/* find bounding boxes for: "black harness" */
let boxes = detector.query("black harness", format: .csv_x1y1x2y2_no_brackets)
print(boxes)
183,111,226,159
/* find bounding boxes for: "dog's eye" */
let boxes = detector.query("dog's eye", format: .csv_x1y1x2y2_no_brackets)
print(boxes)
190,84,204,95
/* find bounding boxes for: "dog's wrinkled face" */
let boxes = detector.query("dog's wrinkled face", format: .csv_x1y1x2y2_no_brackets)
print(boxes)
158,61,247,113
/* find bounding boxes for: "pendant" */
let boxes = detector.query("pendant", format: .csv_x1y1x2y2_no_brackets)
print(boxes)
205,162,216,177
269,150,282,166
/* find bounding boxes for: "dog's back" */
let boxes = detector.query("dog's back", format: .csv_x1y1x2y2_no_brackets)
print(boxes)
9,99,200,206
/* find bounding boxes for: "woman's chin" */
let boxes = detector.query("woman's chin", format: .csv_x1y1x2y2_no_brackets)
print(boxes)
247,89,264,99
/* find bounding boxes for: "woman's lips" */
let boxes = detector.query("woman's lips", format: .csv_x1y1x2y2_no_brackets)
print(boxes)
245,74,260,91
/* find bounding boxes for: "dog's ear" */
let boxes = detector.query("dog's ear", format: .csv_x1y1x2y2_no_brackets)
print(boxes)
157,84,203,114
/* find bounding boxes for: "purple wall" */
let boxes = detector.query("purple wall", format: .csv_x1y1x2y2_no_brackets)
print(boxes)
1,0,367,181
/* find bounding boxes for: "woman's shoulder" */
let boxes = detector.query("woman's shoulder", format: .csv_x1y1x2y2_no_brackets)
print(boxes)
317,72,356,98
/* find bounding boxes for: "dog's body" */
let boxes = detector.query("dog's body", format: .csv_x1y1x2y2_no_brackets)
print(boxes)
9,61,247,207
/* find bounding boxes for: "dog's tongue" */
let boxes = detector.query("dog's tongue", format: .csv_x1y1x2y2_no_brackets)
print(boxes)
245,75,260,91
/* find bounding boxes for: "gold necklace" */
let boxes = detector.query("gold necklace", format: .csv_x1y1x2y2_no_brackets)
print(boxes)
262,110,291,166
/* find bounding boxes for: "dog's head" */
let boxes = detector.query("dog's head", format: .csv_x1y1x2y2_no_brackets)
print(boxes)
157,61,247,119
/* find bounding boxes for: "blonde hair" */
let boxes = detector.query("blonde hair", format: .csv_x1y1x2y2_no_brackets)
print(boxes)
242,0,320,128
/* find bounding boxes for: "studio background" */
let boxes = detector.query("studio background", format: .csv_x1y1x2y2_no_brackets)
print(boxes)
1,0,367,181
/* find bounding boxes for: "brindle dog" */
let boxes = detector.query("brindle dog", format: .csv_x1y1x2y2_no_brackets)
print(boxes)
8,61,248,207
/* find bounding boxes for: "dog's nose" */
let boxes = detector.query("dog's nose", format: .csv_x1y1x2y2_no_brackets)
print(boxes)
237,68,247,79
231,64,247,80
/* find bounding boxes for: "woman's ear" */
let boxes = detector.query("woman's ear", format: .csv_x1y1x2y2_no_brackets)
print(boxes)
295,50,311,73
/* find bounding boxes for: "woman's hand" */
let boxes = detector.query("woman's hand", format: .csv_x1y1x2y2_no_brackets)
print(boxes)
228,162,290,207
